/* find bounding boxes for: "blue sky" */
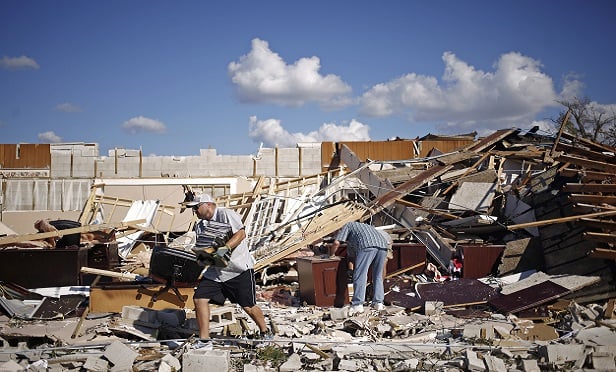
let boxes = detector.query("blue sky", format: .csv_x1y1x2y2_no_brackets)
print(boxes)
1,1,615,156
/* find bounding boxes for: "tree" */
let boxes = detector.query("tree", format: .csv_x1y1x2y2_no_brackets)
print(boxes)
554,96,616,147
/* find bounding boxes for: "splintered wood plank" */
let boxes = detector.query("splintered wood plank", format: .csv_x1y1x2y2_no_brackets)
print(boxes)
560,168,616,182
560,131,616,154
579,218,616,231
465,128,519,153
506,210,616,230
0,219,146,246
367,164,454,213
556,154,616,173
339,144,394,200
253,201,367,271
584,232,616,244
488,280,570,314
589,248,616,260
569,194,616,205
563,183,616,194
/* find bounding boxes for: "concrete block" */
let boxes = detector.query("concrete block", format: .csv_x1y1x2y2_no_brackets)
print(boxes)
0,360,25,372
465,349,485,371
121,305,159,326
424,301,443,315
210,305,235,326
160,353,181,371
279,353,303,372
520,358,540,372
539,344,585,368
242,364,270,372
591,351,616,370
182,349,230,372
329,307,348,321
83,356,109,372
103,340,138,370
484,354,506,371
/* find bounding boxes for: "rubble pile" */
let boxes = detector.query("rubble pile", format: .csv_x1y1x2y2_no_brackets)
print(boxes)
0,278,615,371
1,127,615,371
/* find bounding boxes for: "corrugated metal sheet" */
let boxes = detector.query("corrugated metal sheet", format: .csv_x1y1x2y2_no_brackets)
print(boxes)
321,138,475,171
0,144,51,169
419,139,474,157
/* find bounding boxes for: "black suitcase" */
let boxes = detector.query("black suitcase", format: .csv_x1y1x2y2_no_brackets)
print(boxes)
149,246,202,287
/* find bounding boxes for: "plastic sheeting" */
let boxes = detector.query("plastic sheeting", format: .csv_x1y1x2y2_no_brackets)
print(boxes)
2,179,91,211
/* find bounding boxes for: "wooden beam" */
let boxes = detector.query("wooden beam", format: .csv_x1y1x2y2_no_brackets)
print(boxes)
253,201,367,271
556,154,616,173
506,210,616,230
588,248,616,260
394,198,460,220
560,131,616,154
442,152,490,195
465,128,518,153
81,267,140,280
563,183,616,193
385,261,425,279
560,168,616,182
556,142,615,163
550,109,570,158
367,164,454,214
569,194,616,205
579,218,616,231
583,231,616,244
0,219,146,246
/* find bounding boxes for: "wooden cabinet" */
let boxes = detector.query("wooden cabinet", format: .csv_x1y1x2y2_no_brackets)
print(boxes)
0,247,88,288
386,243,427,276
460,244,505,278
297,256,348,307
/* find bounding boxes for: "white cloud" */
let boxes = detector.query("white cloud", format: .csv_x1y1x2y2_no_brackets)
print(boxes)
0,55,40,70
122,116,166,134
229,39,353,109
560,72,585,101
38,131,62,143
55,102,82,113
589,101,616,114
359,51,567,134
248,116,370,147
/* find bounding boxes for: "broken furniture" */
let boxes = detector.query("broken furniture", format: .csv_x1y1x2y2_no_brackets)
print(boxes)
0,246,88,288
89,281,195,312
297,256,349,307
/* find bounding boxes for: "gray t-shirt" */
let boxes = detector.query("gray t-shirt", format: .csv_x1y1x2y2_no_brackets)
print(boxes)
194,206,254,282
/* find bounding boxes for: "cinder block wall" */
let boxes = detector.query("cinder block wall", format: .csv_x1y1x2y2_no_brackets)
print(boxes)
49,146,322,179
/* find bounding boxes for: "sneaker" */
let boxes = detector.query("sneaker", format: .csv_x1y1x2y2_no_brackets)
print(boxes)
373,302,385,311
258,330,274,340
192,340,213,350
348,304,364,316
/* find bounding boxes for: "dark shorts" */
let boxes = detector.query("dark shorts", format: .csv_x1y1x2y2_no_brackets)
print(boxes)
193,269,257,307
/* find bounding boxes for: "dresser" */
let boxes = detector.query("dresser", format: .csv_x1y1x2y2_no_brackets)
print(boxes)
297,256,349,307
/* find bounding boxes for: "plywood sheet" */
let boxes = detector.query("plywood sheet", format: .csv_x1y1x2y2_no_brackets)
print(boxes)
488,280,570,314
385,278,499,310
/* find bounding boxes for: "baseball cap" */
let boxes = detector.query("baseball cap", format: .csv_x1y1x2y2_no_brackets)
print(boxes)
184,193,215,207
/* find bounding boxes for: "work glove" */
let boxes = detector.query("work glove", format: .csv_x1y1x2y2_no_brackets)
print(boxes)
211,245,232,267
215,245,231,259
